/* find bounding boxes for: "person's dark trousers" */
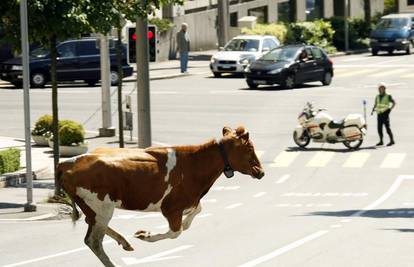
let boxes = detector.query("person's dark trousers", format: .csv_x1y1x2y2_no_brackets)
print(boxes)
180,51,188,73
377,110,394,143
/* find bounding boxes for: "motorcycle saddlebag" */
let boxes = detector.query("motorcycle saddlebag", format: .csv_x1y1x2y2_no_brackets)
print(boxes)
344,114,365,128
341,126,362,140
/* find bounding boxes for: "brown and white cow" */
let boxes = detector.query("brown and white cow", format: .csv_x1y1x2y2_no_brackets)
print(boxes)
59,126,264,267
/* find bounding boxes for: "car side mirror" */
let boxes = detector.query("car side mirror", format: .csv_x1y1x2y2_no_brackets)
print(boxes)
219,47,224,51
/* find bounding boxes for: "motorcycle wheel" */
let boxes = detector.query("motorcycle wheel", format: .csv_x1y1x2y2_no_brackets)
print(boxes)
293,130,310,148
343,139,363,149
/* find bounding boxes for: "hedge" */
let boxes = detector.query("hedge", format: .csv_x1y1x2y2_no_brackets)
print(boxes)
0,148,20,175
31,114,53,136
329,17,372,50
59,121,85,146
241,23,288,44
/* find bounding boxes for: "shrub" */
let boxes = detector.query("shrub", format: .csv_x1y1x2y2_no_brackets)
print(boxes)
286,19,336,53
31,114,53,136
329,17,372,50
59,121,85,146
149,17,174,33
241,23,288,44
0,148,20,175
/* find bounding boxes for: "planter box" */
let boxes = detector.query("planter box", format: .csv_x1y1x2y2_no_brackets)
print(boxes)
32,135,49,146
48,140,88,157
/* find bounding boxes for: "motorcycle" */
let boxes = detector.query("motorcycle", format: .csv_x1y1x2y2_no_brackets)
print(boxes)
293,102,367,149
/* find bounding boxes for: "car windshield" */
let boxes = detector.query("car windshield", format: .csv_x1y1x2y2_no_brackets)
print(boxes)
376,18,409,29
30,47,49,58
259,47,299,62
224,39,260,52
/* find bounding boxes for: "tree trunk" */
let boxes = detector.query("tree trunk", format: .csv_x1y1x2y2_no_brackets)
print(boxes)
364,0,371,23
117,24,124,148
50,35,61,196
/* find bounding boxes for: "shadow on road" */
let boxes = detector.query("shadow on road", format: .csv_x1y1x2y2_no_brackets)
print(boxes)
382,228,414,233
0,202,24,210
286,146,377,153
306,208,414,219
239,83,323,92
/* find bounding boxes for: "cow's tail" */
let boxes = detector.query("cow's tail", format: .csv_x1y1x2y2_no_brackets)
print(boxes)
56,161,81,223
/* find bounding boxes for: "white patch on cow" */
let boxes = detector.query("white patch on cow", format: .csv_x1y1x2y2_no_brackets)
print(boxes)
76,187,122,226
165,148,177,182
142,148,177,212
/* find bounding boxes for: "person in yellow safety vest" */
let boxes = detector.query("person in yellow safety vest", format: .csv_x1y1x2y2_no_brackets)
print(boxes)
371,82,396,146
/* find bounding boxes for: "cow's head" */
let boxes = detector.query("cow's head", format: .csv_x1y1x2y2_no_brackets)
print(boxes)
221,126,265,179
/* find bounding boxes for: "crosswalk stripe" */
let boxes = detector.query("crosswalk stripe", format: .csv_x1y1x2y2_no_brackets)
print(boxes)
401,73,414,78
335,68,377,77
270,151,300,167
380,153,406,168
343,152,370,168
367,69,407,78
306,152,335,167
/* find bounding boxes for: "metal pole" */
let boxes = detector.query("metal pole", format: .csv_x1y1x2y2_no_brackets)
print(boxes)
344,0,349,52
99,34,115,137
217,0,229,47
20,0,36,212
136,16,152,148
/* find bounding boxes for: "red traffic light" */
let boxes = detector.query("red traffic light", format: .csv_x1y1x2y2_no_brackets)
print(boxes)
132,33,136,40
147,31,154,39
131,32,153,40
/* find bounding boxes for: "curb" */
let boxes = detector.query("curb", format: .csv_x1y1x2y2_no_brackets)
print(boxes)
0,165,51,188
329,49,370,58
124,72,191,83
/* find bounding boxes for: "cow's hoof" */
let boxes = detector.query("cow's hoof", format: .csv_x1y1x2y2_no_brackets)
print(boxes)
134,230,151,240
123,244,134,251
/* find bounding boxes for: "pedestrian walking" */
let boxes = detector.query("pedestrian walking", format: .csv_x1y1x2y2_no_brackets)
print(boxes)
176,22,190,73
371,82,396,146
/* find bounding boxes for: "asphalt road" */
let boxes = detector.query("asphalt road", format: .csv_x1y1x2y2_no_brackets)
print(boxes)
1,51,414,267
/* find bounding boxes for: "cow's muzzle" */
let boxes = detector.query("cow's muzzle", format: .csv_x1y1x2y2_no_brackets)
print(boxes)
252,166,265,179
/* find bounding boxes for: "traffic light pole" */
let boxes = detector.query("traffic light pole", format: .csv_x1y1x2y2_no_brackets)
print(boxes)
136,16,152,148
217,0,229,47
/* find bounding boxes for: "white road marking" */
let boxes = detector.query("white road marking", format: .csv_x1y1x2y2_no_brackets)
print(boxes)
336,69,377,77
306,152,335,167
282,192,367,197
270,151,300,167
380,153,406,169
343,152,370,168
253,192,267,198
122,245,193,265
340,219,352,223
352,175,414,217
2,240,114,267
201,198,217,203
225,203,243,209
368,69,407,78
275,203,332,208
237,230,329,267
212,186,240,191
276,174,291,184
401,72,414,78
197,213,213,218
330,224,342,228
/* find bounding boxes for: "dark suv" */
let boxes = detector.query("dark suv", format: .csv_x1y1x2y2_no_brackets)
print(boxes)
0,37,133,88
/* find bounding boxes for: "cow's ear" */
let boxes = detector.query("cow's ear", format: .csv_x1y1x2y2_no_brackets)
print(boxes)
240,131,249,143
222,126,232,136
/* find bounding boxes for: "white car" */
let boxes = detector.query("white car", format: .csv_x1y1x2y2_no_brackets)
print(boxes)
210,35,280,77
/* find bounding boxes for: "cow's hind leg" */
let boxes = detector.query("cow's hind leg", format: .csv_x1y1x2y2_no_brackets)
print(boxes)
135,211,183,242
85,224,117,267
106,227,134,251
182,204,202,230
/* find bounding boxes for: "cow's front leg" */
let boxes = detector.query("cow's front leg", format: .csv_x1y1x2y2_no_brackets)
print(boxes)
134,211,183,242
182,204,201,231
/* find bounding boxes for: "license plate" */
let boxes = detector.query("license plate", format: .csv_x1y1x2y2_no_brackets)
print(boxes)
253,80,266,85
220,66,233,69
380,43,391,47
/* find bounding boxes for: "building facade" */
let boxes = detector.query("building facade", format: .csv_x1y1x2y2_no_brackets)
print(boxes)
398,0,414,13
167,0,385,50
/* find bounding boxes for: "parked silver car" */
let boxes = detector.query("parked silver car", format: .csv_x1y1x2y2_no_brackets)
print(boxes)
210,35,280,77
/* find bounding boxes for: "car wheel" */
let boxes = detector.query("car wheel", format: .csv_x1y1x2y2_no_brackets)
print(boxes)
30,72,47,88
12,81,22,88
110,70,119,86
247,80,258,89
406,41,413,55
213,72,221,78
371,49,378,56
321,71,332,86
281,74,295,89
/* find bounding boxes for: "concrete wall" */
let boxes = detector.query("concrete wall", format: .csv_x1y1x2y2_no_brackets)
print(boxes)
399,1,414,13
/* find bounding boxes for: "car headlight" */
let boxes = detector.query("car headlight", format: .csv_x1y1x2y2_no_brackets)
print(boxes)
268,68,282,74
239,58,250,65
11,65,23,71
210,57,216,64
396,38,408,43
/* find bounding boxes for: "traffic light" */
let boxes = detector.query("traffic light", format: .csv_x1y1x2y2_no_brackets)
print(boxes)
127,25,157,63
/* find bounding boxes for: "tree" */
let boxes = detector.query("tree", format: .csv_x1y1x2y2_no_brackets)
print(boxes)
288,0,297,22
363,0,371,23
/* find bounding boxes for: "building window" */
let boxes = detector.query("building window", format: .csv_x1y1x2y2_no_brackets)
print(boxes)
334,0,344,17
248,6,268,24
230,12,238,27
408,0,414,5
306,0,324,20
278,1,290,23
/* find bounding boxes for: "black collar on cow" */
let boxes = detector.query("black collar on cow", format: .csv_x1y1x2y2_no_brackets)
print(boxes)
218,141,234,178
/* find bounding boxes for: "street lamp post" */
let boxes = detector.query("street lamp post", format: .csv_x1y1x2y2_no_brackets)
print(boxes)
344,0,349,52
20,0,36,212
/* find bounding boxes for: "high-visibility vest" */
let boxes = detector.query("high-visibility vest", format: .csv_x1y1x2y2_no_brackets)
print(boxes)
375,94,391,114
